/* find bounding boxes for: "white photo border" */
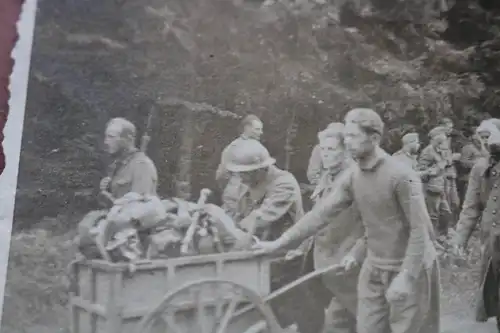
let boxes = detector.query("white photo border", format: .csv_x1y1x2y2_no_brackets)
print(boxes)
0,0,38,326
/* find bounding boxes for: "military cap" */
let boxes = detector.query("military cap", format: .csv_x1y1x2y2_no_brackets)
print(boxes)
344,108,384,135
402,132,419,144
477,119,500,134
488,126,500,146
428,126,448,139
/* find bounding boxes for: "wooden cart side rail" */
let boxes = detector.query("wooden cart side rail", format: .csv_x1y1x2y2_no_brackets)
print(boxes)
76,250,287,271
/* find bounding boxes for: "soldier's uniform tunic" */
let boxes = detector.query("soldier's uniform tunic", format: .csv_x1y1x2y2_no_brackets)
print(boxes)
442,141,460,220
77,149,158,254
418,143,452,236
279,148,440,333
230,165,304,241
109,149,158,198
454,155,500,323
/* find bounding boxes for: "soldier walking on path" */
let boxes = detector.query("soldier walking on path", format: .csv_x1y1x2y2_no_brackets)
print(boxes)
100,117,158,199
418,126,453,241
392,132,420,170
452,119,500,332
215,114,263,217
439,118,461,221
253,108,440,333
290,122,364,333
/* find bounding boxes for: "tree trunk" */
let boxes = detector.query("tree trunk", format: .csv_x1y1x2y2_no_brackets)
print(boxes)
175,110,195,199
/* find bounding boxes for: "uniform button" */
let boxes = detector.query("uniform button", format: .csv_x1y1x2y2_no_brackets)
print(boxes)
495,184,498,188
494,197,498,201
494,210,497,215
494,171,497,176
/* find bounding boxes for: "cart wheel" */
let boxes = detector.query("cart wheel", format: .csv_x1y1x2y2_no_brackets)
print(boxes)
134,279,282,333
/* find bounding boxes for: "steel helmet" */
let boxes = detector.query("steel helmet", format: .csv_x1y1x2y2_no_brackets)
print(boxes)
225,139,276,173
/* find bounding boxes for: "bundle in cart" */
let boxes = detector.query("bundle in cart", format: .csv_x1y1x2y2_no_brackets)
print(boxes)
74,189,258,262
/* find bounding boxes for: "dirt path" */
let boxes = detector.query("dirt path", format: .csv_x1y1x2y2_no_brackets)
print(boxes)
10,315,498,333
441,315,497,333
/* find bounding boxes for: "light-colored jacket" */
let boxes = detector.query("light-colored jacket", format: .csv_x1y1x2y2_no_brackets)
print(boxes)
307,144,323,186
418,144,447,194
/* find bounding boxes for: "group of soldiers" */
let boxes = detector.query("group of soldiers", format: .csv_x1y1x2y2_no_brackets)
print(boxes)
97,110,500,333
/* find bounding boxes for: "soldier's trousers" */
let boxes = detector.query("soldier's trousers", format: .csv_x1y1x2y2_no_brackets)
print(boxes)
425,191,452,237
356,262,437,333
444,178,460,224
322,296,356,333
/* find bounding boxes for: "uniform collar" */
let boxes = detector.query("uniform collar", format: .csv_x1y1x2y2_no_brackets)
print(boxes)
358,147,388,171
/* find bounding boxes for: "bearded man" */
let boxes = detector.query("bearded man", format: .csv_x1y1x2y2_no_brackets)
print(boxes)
253,108,440,333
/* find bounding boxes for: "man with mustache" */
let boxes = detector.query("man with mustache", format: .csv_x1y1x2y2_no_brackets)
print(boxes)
253,108,439,333
452,118,500,332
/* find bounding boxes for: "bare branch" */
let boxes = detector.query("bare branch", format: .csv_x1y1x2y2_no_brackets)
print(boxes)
158,97,241,119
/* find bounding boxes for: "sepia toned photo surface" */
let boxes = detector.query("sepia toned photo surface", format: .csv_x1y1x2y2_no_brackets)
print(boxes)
4,1,500,333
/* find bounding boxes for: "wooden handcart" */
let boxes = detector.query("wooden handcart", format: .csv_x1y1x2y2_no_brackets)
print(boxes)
68,250,342,333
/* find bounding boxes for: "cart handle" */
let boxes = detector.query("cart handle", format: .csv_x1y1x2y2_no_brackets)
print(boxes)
232,263,345,319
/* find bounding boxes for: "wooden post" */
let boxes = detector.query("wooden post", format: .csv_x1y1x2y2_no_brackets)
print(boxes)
176,110,195,200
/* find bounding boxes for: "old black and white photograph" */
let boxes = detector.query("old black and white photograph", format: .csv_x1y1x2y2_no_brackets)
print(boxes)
3,0,500,333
